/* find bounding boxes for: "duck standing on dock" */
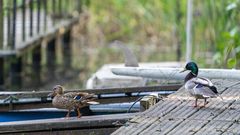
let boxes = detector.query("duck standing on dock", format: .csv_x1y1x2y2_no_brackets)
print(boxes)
180,62,221,107
48,85,99,118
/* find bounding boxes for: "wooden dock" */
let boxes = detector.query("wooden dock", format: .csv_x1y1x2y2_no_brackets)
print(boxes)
0,113,137,135
0,0,82,89
0,84,181,111
112,79,240,135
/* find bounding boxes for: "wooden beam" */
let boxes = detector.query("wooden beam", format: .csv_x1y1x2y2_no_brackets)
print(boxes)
15,17,79,56
32,45,42,87
0,113,136,134
46,38,56,78
0,0,3,49
0,96,140,111
13,128,119,135
0,58,4,89
0,84,181,99
9,57,22,89
62,30,72,69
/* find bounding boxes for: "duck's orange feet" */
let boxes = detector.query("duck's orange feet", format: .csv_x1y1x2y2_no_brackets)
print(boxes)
77,114,82,118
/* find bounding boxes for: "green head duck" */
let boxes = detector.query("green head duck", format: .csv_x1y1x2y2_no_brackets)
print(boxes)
180,62,198,76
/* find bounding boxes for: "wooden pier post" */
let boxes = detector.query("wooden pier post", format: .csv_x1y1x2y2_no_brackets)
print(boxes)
32,46,42,86
10,57,22,89
46,38,56,78
0,58,4,89
0,0,3,49
62,30,72,69
0,0,4,89
140,95,158,112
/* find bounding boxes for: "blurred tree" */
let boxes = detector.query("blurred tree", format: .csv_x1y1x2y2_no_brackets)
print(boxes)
84,0,240,67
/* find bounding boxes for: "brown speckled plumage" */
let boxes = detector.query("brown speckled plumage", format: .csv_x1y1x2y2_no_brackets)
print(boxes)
48,85,98,118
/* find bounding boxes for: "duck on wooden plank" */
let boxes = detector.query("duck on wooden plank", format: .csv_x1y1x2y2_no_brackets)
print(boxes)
48,85,99,118
180,62,222,107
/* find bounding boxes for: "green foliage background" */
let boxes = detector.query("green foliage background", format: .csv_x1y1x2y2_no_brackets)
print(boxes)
82,0,240,68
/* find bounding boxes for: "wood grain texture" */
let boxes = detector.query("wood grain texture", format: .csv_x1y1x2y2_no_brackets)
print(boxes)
113,79,240,135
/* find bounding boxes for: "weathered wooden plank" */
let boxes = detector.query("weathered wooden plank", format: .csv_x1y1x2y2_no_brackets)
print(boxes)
167,119,208,135
111,115,144,135
150,99,186,117
222,122,240,135
214,99,240,121
0,96,140,111
160,100,197,119
0,84,181,99
0,113,137,134
164,99,232,134
111,116,142,135
140,119,183,135
189,99,231,121
114,79,240,134
8,128,118,135
194,120,233,135
121,116,158,135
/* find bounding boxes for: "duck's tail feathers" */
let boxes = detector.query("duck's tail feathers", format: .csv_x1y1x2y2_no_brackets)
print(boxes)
210,86,218,94
87,101,99,105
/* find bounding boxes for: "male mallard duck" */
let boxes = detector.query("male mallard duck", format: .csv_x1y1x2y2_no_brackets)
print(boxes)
48,85,99,118
180,62,220,107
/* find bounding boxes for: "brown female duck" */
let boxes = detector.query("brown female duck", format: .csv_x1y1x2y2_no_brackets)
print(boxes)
48,85,99,118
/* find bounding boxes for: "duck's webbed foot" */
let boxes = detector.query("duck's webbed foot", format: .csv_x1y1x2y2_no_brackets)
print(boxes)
193,98,198,107
203,98,208,107
65,109,71,118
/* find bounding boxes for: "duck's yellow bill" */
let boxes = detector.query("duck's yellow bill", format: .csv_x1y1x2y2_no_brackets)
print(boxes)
179,68,187,73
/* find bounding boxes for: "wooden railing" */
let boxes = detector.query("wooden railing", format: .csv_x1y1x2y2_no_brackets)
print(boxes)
0,0,85,89
0,0,82,50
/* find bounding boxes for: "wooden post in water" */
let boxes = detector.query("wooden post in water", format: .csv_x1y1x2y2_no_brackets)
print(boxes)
0,58,4,90
0,0,4,89
140,95,157,112
62,30,72,69
11,0,17,49
0,0,3,49
32,46,42,86
10,57,22,89
22,0,26,41
7,0,12,47
46,38,56,79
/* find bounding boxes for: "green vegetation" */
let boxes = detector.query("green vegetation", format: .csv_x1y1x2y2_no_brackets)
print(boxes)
79,0,240,68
